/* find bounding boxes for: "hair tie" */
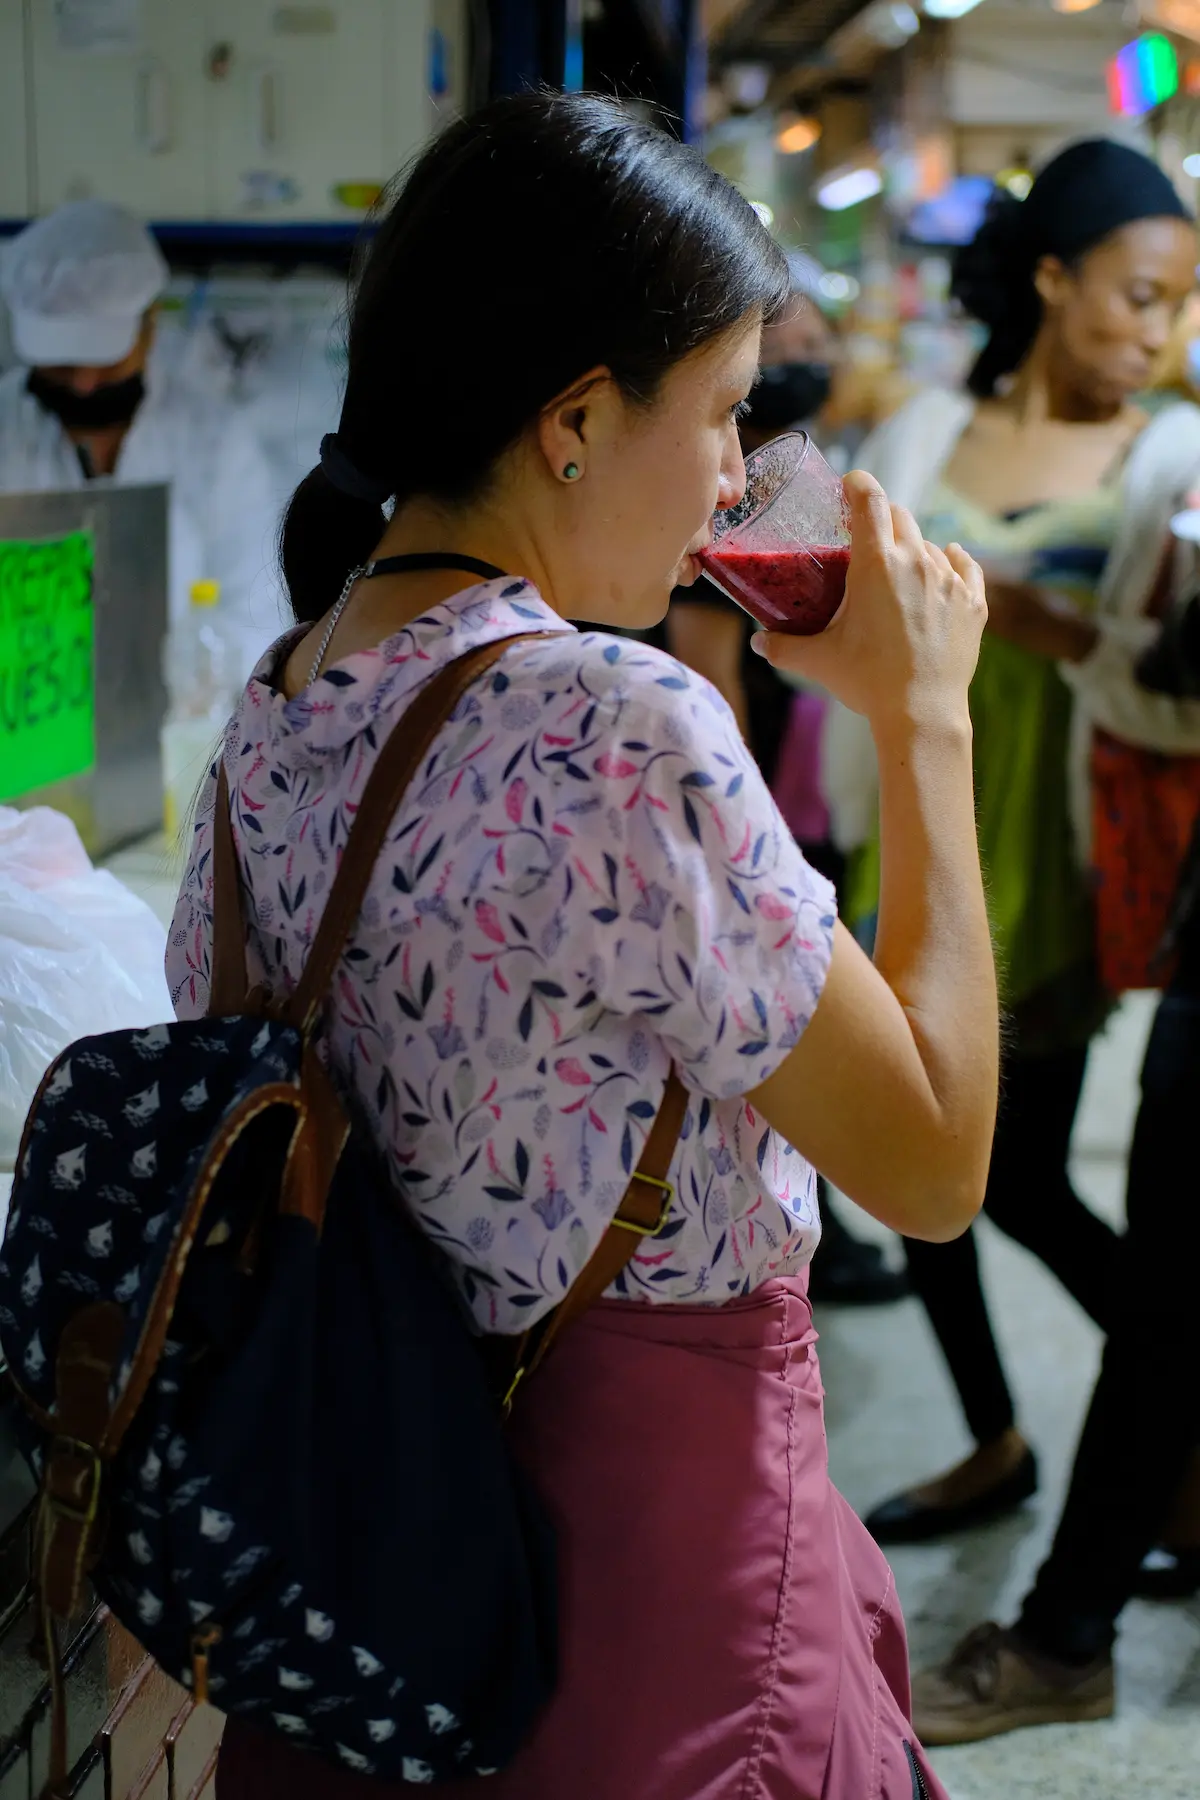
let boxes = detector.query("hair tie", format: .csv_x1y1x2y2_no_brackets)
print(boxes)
319,432,393,506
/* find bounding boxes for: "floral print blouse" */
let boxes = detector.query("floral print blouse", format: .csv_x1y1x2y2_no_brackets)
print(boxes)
168,581,836,1333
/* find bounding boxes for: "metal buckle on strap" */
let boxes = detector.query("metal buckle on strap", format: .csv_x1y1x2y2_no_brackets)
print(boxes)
612,1174,674,1237
501,1366,526,1417
44,1435,103,1528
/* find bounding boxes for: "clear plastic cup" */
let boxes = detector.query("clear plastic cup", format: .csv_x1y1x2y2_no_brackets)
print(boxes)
698,431,851,635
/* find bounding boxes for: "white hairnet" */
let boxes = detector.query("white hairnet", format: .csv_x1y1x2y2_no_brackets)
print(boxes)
1,201,168,367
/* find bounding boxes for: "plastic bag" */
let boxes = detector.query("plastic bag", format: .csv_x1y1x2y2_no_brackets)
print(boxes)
0,807,171,1168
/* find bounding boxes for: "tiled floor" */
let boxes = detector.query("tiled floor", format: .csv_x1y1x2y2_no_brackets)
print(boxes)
823,993,1200,1799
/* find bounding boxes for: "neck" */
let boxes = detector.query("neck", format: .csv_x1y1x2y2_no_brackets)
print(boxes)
366,489,563,619
1006,331,1121,426
68,422,131,477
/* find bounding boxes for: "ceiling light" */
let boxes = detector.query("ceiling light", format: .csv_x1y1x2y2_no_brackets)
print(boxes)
922,0,986,17
1052,0,1103,11
776,116,821,155
862,1,921,44
1184,153,1200,177
1108,35,1178,116
1145,0,1200,33
724,63,770,109
816,167,883,211
819,272,859,302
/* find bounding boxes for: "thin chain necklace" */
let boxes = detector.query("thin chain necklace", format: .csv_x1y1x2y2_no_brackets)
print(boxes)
307,564,365,686
306,554,509,687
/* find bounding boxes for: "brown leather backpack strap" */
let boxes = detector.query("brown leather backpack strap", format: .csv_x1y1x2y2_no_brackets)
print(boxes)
505,1068,689,1407
286,632,551,1035
36,1300,127,1795
209,761,252,1016
37,1301,126,1618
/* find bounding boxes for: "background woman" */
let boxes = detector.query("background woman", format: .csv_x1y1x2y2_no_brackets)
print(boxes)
839,140,1200,1560
170,94,996,1798
913,579,1200,1742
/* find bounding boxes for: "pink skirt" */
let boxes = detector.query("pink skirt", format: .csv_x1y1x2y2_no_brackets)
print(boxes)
217,1278,946,1799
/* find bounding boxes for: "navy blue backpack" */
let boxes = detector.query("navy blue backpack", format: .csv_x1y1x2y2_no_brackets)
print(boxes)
0,635,685,1791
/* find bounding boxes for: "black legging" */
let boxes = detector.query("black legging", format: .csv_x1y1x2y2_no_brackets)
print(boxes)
1017,973,1200,1662
903,1040,1121,1446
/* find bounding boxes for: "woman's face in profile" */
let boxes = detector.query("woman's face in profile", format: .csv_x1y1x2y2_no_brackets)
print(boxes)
554,315,760,629
1045,217,1197,409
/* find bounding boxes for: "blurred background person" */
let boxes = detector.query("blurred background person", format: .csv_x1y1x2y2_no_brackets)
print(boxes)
0,201,281,681
1145,286,1200,409
742,249,841,455
832,138,1200,1548
912,554,1200,1744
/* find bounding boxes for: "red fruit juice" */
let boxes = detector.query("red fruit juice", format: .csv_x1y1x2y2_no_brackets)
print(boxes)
699,543,851,635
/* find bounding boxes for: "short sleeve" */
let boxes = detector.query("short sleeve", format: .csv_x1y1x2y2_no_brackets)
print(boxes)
166,759,219,1019
578,649,836,1099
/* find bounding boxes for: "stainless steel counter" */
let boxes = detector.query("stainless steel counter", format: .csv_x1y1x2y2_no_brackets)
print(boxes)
0,484,169,857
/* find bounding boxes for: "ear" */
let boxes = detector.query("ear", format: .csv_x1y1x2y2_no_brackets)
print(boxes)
1033,254,1073,312
536,365,617,483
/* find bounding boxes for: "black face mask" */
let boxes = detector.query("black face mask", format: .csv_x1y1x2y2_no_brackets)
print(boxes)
27,367,146,432
745,362,833,434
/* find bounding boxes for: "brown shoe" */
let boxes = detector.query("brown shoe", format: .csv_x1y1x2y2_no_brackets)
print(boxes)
912,1622,1114,1746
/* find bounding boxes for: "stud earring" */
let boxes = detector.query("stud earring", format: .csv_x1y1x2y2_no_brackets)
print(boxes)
562,462,581,480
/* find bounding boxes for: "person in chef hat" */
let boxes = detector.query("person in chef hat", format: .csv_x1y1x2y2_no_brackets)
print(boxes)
0,199,282,681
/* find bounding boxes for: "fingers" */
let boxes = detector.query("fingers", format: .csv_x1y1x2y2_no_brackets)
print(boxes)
843,470,895,553
752,628,800,669
921,538,953,584
751,629,828,684
945,541,985,603
921,539,984,607
891,505,924,556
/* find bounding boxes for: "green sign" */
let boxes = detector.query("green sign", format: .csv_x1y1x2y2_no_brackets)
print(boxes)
0,532,95,803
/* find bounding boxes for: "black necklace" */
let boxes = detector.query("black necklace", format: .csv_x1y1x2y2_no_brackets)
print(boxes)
307,553,511,686
364,553,507,582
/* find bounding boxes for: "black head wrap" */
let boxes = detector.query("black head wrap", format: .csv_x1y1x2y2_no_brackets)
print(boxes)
952,137,1192,398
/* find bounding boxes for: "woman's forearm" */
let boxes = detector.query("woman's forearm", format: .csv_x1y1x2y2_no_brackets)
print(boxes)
871,708,999,1217
748,473,993,1234
750,710,998,1238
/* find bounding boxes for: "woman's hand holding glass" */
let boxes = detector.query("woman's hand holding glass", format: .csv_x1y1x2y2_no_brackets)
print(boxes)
753,471,987,739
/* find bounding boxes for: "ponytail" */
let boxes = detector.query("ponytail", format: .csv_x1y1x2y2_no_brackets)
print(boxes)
951,191,1039,399
279,468,386,625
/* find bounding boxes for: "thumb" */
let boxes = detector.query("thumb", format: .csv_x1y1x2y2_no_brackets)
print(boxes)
751,626,841,688
843,468,894,552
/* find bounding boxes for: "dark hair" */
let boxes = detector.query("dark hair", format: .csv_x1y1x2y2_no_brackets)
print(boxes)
280,91,790,622
952,137,1191,399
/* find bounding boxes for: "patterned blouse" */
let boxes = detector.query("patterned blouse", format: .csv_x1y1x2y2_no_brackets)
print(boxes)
168,581,836,1333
